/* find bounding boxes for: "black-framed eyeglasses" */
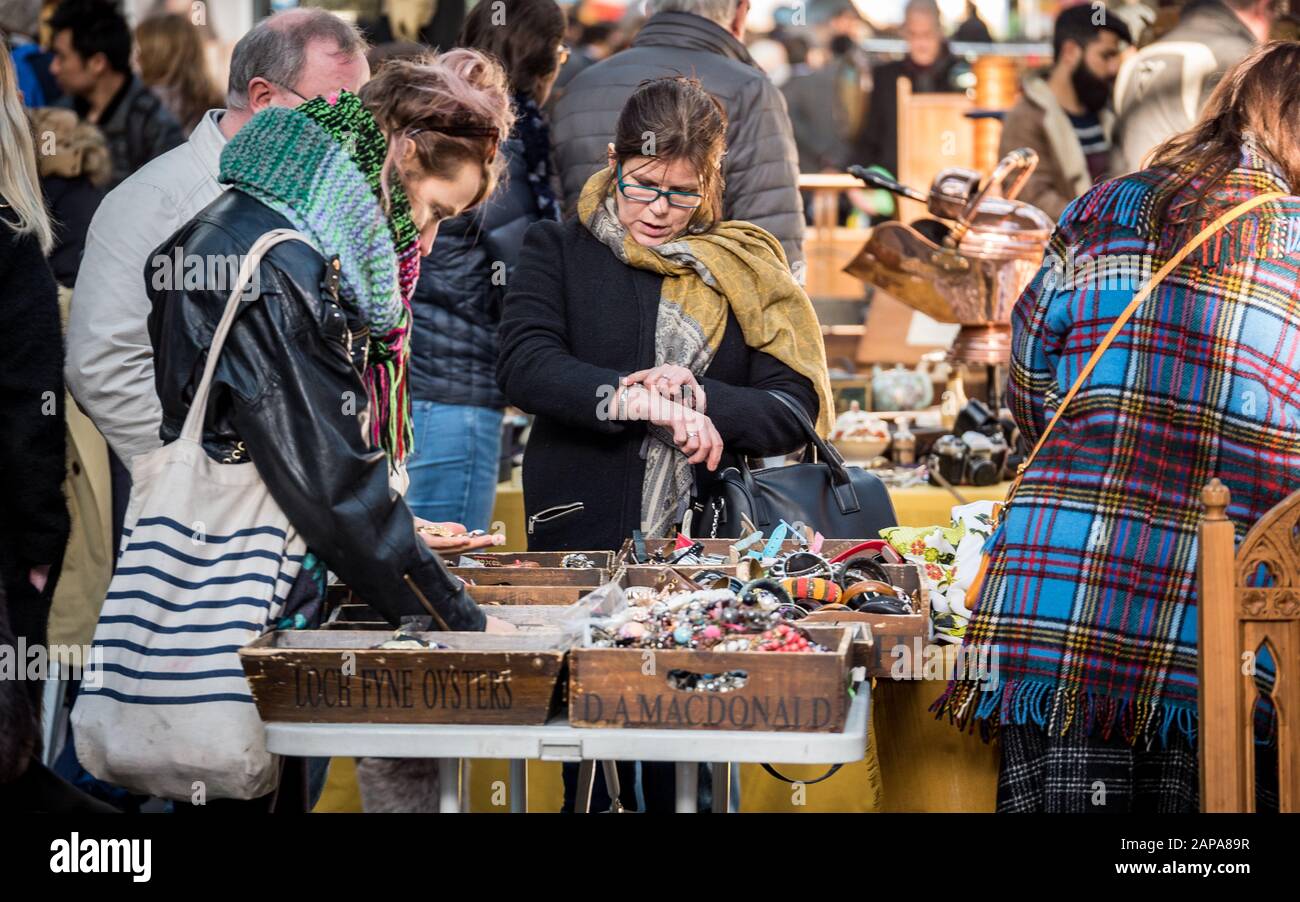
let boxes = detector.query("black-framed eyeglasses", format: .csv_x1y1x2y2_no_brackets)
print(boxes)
616,161,703,209
271,81,311,104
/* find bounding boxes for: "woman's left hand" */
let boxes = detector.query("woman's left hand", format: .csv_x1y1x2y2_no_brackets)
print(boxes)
623,365,706,412
413,518,505,555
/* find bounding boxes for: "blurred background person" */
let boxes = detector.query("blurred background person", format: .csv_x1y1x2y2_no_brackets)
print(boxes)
782,29,869,176
547,21,616,114
999,4,1131,221
2,0,57,106
28,105,108,287
48,0,183,188
553,0,805,271
859,0,963,184
748,32,791,86
136,11,223,135
404,0,567,533
25,105,116,798
359,0,465,54
1108,0,1276,177
953,0,993,42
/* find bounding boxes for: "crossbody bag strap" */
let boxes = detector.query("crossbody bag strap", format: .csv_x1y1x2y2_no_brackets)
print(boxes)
1005,191,1285,504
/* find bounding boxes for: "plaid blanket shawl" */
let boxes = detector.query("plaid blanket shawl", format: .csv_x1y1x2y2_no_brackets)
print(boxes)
935,142,1300,746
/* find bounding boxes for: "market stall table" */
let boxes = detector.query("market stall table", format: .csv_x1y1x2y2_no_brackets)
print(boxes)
267,684,870,813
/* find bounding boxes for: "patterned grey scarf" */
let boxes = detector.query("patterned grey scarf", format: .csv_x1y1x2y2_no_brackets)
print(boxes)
586,194,719,536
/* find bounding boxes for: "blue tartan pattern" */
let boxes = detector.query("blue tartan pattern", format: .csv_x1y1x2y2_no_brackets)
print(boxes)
936,143,1300,745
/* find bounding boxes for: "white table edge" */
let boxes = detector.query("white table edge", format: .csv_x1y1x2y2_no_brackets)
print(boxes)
265,684,870,764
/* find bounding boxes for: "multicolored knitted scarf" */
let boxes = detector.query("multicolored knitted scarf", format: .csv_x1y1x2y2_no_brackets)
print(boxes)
219,91,420,463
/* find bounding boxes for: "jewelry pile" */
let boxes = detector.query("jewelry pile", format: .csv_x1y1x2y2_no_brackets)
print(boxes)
588,587,830,653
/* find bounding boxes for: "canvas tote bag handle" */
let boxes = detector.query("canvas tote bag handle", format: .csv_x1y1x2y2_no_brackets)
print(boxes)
179,228,314,444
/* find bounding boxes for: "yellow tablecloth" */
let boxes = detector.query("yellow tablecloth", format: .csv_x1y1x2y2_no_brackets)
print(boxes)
888,481,1012,527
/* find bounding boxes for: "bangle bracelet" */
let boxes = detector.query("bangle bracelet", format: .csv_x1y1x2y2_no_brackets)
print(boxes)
778,576,842,605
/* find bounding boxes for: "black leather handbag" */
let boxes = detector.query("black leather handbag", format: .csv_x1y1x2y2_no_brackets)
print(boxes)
693,391,898,539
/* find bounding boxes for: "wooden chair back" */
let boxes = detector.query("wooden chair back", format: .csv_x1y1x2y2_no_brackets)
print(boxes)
1198,478,1299,811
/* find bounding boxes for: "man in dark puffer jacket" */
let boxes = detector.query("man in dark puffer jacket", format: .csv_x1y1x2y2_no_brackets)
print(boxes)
551,0,805,270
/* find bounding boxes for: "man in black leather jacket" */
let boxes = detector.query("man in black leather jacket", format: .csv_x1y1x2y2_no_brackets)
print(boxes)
145,190,487,632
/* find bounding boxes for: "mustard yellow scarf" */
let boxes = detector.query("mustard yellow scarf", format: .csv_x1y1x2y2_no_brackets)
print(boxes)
578,167,834,534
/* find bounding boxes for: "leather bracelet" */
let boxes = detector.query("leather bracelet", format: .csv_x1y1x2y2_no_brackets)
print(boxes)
739,577,792,607
837,556,892,588
778,576,841,605
840,580,902,609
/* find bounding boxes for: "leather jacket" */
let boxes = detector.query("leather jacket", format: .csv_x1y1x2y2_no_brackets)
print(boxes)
145,189,486,631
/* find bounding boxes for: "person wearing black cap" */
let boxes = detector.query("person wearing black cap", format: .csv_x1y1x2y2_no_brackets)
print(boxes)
998,4,1131,221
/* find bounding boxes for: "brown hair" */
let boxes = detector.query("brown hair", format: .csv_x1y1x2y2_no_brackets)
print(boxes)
360,48,516,213
1148,41,1300,223
136,13,223,133
458,0,566,100
612,76,728,232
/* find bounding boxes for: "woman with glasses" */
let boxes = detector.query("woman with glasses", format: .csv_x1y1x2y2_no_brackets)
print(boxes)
499,78,834,812
403,0,568,536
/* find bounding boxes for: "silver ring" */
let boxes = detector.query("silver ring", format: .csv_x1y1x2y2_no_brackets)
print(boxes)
687,431,699,439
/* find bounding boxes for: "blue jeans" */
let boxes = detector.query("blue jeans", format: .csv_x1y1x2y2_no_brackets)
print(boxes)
405,400,503,531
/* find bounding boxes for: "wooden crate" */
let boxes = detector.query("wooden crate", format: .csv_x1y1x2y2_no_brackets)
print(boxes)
239,630,568,724
323,603,580,631
463,550,614,569
619,536,806,564
449,567,607,587
569,627,853,732
472,584,600,606
619,565,740,593
803,562,930,679
324,582,600,613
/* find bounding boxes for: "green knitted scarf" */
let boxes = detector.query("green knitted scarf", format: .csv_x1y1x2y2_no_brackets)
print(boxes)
220,91,420,463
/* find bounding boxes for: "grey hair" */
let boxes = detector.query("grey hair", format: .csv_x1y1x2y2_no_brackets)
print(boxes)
226,8,368,110
0,0,40,36
643,0,739,29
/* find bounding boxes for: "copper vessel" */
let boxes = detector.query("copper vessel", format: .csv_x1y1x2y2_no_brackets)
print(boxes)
844,150,1053,365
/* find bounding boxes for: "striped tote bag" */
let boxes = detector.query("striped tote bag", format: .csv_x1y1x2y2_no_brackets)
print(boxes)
73,230,312,801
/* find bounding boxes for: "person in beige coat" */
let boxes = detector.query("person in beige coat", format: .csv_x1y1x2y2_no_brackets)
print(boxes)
28,106,115,653
998,5,1130,221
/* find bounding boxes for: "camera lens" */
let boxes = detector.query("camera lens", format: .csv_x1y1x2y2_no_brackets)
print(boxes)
968,458,998,486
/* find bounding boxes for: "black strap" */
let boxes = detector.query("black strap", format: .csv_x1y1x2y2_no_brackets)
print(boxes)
760,762,843,784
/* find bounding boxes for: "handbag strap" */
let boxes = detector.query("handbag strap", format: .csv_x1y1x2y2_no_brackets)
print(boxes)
1005,191,1285,504
768,389,861,515
179,229,314,444
768,390,850,476
760,762,842,784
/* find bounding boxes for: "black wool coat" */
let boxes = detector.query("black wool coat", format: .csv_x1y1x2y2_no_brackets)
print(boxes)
497,218,820,552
